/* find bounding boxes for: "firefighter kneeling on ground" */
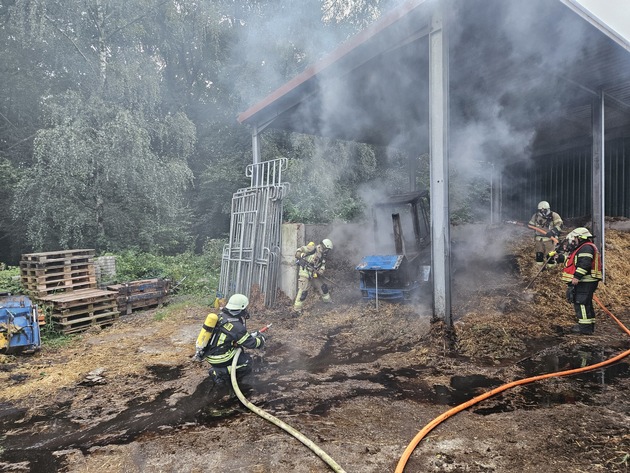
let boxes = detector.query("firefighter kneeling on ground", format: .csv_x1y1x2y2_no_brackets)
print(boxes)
193,293,266,386
548,227,602,335
293,238,333,315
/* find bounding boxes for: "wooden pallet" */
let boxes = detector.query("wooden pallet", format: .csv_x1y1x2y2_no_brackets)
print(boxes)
53,311,120,334
21,249,95,263
38,288,120,334
107,279,170,315
20,249,97,297
38,288,118,307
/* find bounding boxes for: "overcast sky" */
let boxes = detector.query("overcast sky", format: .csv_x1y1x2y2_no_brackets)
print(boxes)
574,0,630,41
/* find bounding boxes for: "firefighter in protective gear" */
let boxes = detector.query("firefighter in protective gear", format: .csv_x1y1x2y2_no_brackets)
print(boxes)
198,294,266,385
293,239,333,314
528,201,563,265
548,227,602,335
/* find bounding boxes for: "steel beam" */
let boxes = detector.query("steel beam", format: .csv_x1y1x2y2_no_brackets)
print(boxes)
592,92,605,280
429,3,452,325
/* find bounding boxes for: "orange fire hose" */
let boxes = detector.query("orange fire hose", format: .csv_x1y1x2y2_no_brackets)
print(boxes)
505,220,560,245
395,294,630,472
528,224,560,245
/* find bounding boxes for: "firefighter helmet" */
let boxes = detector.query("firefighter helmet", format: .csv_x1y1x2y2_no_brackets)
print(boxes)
537,201,551,217
322,238,333,250
567,227,593,242
225,294,249,312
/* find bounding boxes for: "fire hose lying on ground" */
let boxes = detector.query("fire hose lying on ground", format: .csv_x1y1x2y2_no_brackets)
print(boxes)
395,295,630,472
228,296,628,472
230,325,347,473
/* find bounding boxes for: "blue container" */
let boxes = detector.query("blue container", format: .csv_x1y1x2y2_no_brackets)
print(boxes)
355,255,424,301
0,295,41,353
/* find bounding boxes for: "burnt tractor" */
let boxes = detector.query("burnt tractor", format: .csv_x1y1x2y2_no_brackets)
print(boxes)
356,191,431,302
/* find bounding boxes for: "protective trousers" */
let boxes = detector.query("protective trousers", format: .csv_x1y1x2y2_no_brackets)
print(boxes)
535,237,556,265
209,351,253,385
569,281,598,332
293,275,331,311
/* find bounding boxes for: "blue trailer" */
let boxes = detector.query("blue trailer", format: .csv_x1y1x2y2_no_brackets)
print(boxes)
0,295,41,354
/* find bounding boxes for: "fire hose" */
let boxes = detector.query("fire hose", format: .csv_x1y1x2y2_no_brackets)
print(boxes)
296,257,336,285
230,325,347,473
395,295,630,472
504,220,560,245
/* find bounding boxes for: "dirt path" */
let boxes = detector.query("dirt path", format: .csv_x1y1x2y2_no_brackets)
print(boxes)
1,227,629,473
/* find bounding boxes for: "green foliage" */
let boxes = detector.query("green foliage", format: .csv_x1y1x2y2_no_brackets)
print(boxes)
36,303,77,345
0,265,21,294
279,133,381,223
112,239,225,296
450,169,492,225
0,0,498,260
11,92,195,253
153,295,209,322
41,331,76,349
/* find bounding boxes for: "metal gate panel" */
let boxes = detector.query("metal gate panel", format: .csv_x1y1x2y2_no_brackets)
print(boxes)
219,159,288,307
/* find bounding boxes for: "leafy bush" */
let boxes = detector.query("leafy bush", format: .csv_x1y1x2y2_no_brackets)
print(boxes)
0,265,22,294
110,239,225,297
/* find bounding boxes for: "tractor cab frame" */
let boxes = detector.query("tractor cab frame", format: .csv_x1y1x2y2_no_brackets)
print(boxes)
356,190,431,301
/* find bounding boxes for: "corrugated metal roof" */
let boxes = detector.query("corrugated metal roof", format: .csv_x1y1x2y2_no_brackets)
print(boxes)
238,0,630,155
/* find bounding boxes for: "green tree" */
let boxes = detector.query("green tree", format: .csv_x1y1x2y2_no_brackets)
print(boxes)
6,0,196,254
12,92,195,253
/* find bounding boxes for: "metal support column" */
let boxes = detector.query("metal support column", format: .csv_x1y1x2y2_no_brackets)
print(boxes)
429,3,452,325
592,92,605,280
252,126,262,187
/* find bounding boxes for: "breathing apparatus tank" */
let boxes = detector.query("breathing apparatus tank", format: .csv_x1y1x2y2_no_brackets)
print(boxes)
195,312,219,352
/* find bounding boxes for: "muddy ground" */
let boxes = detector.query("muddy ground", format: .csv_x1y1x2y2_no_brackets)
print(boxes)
1,224,629,473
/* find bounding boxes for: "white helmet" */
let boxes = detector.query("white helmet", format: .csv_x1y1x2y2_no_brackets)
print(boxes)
567,227,593,244
225,294,249,312
322,238,333,250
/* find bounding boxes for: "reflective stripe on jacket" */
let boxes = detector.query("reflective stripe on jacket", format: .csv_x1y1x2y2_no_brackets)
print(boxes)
204,315,264,366
297,243,326,279
561,241,602,283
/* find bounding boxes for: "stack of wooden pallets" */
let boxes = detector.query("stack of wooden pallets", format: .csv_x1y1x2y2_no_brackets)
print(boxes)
37,288,120,334
20,249,97,298
20,249,119,334
107,278,170,315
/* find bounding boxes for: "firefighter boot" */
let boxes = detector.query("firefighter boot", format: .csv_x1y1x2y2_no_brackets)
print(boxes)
209,367,229,386
321,284,331,303
570,323,595,335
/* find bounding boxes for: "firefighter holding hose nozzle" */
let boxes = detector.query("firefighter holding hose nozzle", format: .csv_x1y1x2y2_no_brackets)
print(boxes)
193,293,267,386
547,227,602,335
529,200,563,266
293,238,334,315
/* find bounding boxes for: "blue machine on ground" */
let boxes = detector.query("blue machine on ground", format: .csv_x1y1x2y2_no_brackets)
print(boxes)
0,294,41,354
355,191,431,302
356,254,430,301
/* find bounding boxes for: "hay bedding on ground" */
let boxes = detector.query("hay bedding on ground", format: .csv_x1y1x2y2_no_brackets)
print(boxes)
0,223,629,472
